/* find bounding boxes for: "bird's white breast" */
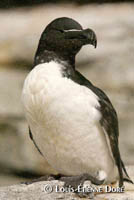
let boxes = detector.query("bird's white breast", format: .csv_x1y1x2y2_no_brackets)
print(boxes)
22,61,118,183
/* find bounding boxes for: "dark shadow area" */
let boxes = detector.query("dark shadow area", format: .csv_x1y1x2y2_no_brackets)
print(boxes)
2,59,33,70
0,162,43,180
0,0,134,9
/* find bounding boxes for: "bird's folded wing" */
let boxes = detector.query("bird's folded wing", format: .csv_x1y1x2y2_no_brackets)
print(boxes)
73,70,132,186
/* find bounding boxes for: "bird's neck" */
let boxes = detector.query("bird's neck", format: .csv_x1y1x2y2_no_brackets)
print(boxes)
33,49,76,69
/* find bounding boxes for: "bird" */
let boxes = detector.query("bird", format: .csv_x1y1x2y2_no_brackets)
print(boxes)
22,17,133,189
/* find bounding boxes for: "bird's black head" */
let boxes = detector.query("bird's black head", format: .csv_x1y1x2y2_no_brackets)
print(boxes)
34,17,97,66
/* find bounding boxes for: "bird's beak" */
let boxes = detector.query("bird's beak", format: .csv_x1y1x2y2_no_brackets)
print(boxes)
64,28,97,48
82,28,97,48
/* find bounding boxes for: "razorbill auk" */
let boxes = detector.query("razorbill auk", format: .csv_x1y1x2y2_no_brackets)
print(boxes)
22,17,133,187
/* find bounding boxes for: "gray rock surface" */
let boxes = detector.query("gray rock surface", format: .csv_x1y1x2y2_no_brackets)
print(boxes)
0,166,134,200
0,3,134,186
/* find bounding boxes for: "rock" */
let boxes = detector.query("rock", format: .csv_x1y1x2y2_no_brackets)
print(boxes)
0,180,80,200
0,165,134,200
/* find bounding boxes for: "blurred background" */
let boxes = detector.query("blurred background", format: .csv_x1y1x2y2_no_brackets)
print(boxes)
0,0,134,186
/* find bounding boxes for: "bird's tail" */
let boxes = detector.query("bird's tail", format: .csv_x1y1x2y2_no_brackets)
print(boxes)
121,160,133,184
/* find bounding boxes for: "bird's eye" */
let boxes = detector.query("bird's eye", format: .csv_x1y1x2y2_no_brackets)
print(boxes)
54,29,64,33
58,29,64,33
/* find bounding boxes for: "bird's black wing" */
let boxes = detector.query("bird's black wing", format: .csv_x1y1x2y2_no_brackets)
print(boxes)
29,127,44,157
70,70,132,187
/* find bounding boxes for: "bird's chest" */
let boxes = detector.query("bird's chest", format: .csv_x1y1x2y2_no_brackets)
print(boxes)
22,63,100,133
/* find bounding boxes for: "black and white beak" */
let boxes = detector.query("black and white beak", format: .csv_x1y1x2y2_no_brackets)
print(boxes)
64,28,97,48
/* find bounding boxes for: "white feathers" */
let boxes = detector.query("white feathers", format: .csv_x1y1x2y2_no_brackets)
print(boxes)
97,170,107,181
22,61,118,183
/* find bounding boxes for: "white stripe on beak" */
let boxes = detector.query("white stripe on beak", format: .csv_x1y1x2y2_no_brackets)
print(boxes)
64,29,82,32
